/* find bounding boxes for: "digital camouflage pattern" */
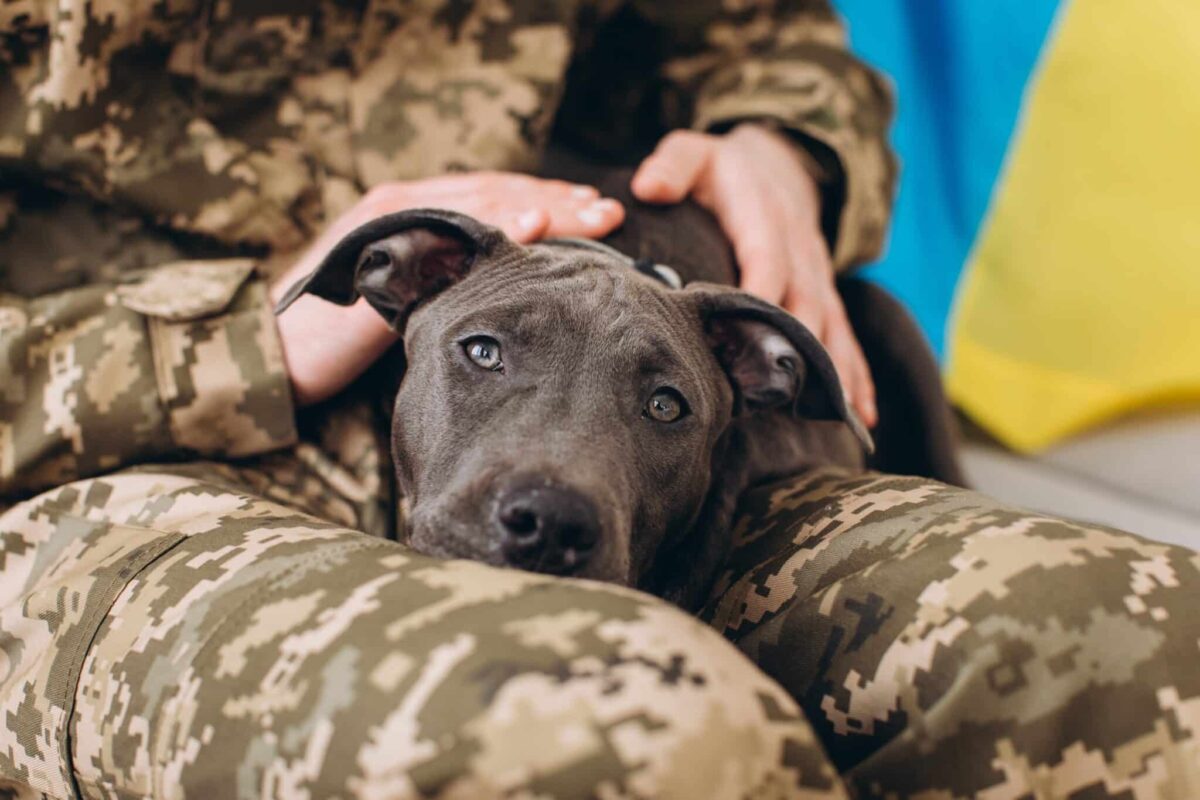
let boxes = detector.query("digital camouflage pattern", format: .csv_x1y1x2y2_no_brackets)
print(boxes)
4,454,1200,798
1,464,841,799
0,0,895,272
3,2,1200,798
708,470,1200,799
0,263,295,499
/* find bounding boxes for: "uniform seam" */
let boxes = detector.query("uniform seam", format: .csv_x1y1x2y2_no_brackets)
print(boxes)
60,529,187,800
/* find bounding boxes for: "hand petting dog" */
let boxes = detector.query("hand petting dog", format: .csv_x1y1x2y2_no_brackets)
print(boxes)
632,123,877,427
273,125,876,428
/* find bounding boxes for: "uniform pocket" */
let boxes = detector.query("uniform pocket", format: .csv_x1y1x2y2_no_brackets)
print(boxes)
115,259,256,322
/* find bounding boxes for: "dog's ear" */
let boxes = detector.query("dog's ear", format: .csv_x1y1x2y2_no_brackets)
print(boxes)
274,209,508,331
692,286,874,453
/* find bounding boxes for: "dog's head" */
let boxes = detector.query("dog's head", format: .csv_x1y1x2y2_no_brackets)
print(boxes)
277,209,870,586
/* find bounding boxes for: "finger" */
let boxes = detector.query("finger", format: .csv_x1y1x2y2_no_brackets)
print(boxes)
478,179,616,238
543,197,625,239
822,301,877,427
782,272,875,427
735,238,794,309
776,194,842,367
493,176,601,204
447,176,600,203
698,148,799,310
779,233,834,332
631,131,714,204
562,182,601,202
722,191,792,307
375,175,600,218
700,169,796,307
781,284,824,339
498,208,551,243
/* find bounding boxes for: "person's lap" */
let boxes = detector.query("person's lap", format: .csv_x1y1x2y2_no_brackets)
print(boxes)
0,464,839,799
5,459,1199,798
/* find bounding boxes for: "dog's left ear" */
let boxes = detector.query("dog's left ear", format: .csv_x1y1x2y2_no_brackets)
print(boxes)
273,208,508,331
693,286,874,453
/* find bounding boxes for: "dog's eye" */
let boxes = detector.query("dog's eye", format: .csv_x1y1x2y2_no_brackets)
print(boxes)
463,336,503,371
645,388,689,423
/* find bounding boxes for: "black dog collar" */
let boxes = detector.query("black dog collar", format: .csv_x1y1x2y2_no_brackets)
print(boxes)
632,257,683,289
545,238,683,289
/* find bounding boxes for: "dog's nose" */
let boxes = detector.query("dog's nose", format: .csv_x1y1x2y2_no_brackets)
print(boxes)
495,484,601,574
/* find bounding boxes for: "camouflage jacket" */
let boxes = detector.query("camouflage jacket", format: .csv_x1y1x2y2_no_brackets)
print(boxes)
1,0,895,509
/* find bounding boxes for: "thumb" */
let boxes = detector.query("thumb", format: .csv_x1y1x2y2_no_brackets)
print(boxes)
631,131,714,204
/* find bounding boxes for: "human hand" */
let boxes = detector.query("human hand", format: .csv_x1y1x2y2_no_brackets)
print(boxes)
272,173,625,406
631,123,876,426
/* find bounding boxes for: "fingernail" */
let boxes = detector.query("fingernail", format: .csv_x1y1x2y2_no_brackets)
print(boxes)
517,209,541,230
578,201,609,227
571,186,598,199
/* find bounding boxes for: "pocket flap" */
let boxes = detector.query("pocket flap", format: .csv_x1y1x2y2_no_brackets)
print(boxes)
117,259,257,321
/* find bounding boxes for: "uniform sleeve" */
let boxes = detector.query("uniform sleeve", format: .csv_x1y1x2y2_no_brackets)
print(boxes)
0,260,298,498
657,0,898,270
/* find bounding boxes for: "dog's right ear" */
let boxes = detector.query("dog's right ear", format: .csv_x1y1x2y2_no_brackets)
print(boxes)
690,285,874,454
274,209,507,331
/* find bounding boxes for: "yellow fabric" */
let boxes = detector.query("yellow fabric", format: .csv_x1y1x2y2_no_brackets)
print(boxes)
946,0,1200,452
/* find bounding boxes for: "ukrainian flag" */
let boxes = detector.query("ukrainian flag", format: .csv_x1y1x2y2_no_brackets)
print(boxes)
840,0,1200,452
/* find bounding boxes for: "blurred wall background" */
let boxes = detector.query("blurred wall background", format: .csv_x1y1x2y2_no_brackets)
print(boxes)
837,0,1062,360
837,0,1200,545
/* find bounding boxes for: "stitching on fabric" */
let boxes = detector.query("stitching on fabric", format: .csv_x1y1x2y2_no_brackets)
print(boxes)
60,528,187,800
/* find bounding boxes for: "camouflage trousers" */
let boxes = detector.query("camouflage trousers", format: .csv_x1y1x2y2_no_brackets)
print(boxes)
3,464,1199,799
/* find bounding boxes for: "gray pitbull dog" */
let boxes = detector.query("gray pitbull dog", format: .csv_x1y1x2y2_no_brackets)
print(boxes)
276,206,956,608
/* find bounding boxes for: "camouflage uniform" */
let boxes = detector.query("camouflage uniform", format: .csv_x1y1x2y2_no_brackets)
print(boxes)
2,2,1199,798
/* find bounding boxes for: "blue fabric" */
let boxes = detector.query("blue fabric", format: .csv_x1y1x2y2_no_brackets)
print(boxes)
838,0,1064,358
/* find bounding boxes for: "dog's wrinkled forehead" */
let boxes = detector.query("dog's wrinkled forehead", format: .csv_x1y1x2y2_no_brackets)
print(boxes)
535,239,683,289
414,237,686,322
414,237,694,341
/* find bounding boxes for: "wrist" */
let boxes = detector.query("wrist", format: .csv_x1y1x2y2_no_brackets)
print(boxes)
735,120,842,262
275,295,399,407
734,121,826,183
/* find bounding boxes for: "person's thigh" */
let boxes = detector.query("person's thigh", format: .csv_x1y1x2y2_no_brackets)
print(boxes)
1,467,843,800
705,467,1200,798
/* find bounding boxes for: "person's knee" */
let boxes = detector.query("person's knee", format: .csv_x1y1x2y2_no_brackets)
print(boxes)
342,575,841,798
75,528,842,798
712,470,1200,794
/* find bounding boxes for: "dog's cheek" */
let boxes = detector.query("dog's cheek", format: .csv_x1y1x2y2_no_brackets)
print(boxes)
392,368,464,500
589,522,635,585
624,428,709,564
390,423,414,497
